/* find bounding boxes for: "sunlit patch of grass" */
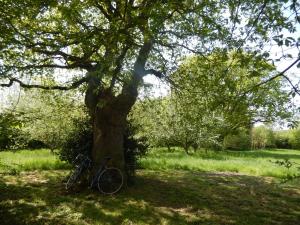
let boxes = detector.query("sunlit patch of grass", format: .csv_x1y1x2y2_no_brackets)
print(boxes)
0,149,69,173
1,148,299,180
139,148,300,179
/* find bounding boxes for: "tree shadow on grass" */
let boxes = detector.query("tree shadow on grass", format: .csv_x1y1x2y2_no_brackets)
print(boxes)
0,170,300,225
120,171,300,225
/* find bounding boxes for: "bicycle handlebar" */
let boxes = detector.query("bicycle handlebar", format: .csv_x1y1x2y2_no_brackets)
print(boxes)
73,154,112,167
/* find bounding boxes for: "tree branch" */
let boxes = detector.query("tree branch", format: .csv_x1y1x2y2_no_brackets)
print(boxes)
144,68,182,91
242,57,300,96
31,48,83,62
8,61,94,71
0,77,89,90
94,1,112,20
144,68,163,78
133,39,154,77
282,74,300,95
252,57,300,90
109,44,131,89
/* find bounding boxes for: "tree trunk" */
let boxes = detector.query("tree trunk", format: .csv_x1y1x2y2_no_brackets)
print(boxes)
183,143,191,155
84,39,153,184
85,75,140,183
92,100,127,171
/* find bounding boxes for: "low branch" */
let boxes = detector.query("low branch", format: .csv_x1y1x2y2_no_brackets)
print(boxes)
282,74,300,95
31,48,83,62
247,57,300,93
7,61,93,70
144,68,163,78
144,68,182,91
0,77,89,90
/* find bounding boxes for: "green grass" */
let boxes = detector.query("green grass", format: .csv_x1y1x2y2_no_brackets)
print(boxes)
0,148,300,224
0,170,300,225
140,148,300,179
1,148,300,179
0,149,69,173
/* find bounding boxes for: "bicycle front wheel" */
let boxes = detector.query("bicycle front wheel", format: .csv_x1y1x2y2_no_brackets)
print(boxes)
66,166,82,190
97,167,123,194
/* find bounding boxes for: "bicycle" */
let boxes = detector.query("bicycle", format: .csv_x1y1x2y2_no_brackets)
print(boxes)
65,154,123,195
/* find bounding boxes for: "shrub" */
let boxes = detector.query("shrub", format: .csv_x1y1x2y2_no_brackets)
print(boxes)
274,130,292,149
223,128,251,150
60,116,148,183
26,139,48,149
60,118,93,163
124,122,148,184
251,125,275,149
0,111,27,150
288,128,300,150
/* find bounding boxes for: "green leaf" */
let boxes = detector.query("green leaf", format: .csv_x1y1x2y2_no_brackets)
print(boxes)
285,39,291,46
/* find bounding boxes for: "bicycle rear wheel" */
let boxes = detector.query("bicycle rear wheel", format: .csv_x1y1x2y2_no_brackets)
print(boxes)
66,166,82,190
97,167,123,194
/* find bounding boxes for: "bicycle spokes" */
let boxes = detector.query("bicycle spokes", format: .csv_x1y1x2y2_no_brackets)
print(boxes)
97,168,123,194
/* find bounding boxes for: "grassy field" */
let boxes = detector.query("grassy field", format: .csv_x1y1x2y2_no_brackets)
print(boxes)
1,148,299,179
140,148,300,179
0,148,300,225
0,149,69,173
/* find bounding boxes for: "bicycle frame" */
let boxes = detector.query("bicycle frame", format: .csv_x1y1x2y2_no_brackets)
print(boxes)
66,155,123,194
73,154,92,169
89,157,111,188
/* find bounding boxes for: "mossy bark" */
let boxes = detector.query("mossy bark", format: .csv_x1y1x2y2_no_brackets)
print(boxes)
85,75,140,183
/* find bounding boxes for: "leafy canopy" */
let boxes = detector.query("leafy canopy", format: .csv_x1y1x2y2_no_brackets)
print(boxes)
0,0,298,92
172,51,292,128
130,51,293,150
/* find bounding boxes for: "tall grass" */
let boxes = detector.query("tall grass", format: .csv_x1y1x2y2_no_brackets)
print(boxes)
0,149,69,173
139,148,300,179
1,148,300,180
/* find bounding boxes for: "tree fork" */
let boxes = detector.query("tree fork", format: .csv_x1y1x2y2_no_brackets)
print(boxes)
84,39,154,182
85,80,141,184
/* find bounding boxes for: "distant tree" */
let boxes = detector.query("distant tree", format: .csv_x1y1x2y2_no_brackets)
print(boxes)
274,130,292,149
15,88,86,150
251,125,275,149
129,98,177,149
131,52,293,152
171,52,292,143
288,128,300,149
0,111,24,150
223,128,251,150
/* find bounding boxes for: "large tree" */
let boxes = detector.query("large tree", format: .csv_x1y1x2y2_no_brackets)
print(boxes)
129,52,293,153
171,51,293,132
0,0,299,177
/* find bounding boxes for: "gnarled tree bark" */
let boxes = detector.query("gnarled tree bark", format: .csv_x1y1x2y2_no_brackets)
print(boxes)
85,79,140,177
84,39,153,183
